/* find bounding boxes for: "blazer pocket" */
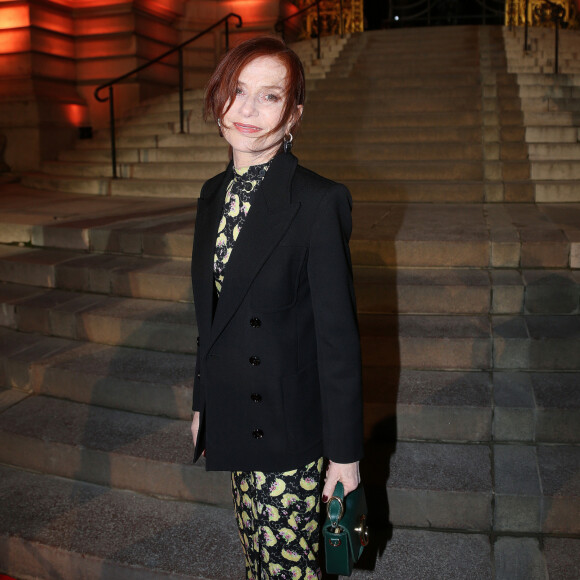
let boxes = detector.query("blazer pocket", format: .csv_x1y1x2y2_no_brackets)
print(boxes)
282,362,322,449
250,245,307,312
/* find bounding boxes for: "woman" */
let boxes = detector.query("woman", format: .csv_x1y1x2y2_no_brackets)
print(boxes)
190,36,363,579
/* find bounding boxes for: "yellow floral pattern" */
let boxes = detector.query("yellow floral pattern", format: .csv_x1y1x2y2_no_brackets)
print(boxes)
232,458,323,579
214,161,271,296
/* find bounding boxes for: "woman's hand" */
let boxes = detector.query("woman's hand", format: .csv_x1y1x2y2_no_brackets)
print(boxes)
322,460,360,502
191,411,200,447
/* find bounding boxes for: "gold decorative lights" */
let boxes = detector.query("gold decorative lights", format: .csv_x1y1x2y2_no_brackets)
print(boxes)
293,0,364,38
505,0,580,28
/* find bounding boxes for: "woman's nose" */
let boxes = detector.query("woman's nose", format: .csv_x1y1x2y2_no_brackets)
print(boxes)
238,96,258,117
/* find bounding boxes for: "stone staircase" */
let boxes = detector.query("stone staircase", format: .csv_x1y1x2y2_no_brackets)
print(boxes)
19,35,349,199
1,25,580,580
504,26,580,203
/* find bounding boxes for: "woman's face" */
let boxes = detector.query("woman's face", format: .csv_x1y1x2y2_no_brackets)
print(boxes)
221,55,302,167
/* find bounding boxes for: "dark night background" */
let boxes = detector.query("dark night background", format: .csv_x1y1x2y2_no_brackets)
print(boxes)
364,0,506,29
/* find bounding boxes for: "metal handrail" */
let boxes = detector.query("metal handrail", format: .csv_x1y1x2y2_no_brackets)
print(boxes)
276,1,322,59
533,0,566,73
94,13,243,179
275,1,346,59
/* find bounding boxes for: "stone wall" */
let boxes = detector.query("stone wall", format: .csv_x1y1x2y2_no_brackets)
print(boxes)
0,0,283,172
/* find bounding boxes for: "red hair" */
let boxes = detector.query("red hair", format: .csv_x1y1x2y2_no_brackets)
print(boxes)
204,36,305,138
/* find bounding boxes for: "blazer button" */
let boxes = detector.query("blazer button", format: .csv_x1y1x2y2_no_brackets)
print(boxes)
249,356,261,366
252,428,264,439
250,393,262,403
250,317,262,328
196,372,201,379
196,336,200,347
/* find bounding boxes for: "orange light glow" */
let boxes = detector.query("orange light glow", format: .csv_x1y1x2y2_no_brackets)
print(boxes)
0,29,30,53
29,7,73,35
230,0,275,22
0,6,30,30
64,103,87,126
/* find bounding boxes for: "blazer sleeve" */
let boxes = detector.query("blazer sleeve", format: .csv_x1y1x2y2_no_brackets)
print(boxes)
307,184,364,463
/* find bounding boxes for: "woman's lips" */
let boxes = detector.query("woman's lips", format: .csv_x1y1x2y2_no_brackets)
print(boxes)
233,123,261,134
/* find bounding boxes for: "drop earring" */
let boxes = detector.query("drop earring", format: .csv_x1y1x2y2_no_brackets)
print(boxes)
217,118,223,137
283,132,293,154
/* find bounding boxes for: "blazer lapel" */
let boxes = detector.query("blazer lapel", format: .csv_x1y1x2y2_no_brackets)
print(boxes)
209,153,300,348
192,164,233,343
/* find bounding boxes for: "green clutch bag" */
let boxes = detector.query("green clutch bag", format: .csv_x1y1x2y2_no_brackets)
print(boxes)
322,481,369,577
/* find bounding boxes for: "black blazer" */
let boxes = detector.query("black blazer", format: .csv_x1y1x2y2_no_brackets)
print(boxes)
191,152,363,472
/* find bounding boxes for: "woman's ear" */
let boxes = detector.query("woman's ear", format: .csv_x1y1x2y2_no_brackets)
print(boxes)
288,105,304,133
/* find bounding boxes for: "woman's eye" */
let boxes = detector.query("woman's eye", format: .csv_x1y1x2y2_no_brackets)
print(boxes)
235,87,243,96
265,94,280,102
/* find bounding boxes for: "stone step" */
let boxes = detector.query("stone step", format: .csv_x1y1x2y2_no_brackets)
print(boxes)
41,160,225,181
9,464,567,580
0,464,245,580
313,74,483,90
110,178,204,198
299,126,483,144
0,246,193,301
345,180,486,202
306,85,483,100
22,172,111,195
525,125,580,143
529,143,580,160
60,148,141,163
515,72,580,86
304,160,484,181
347,63,483,75
130,98,204,117
532,161,580,180
0,327,194,420
2,395,578,537
301,110,482,128
60,145,228,164
140,87,205,106
352,202,578,269
104,121,178,137
355,268,580,316
91,121,214,143
3,201,577,271
22,173,204,198
2,253,575,321
520,96,580,113
523,110,578,127
122,109,205,127
535,181,580,203
75,132,224,150
0,206,196,256
71,128,228,155
358,313,580,371
76,134,159,149
297,141,483,162
509,65,580,75
40,160,115,178
518,84,580,99
491,314,580,370
129,161,226,180
0,284,197,354
364,368,580,444
305,96,481,114
0,397,494,530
